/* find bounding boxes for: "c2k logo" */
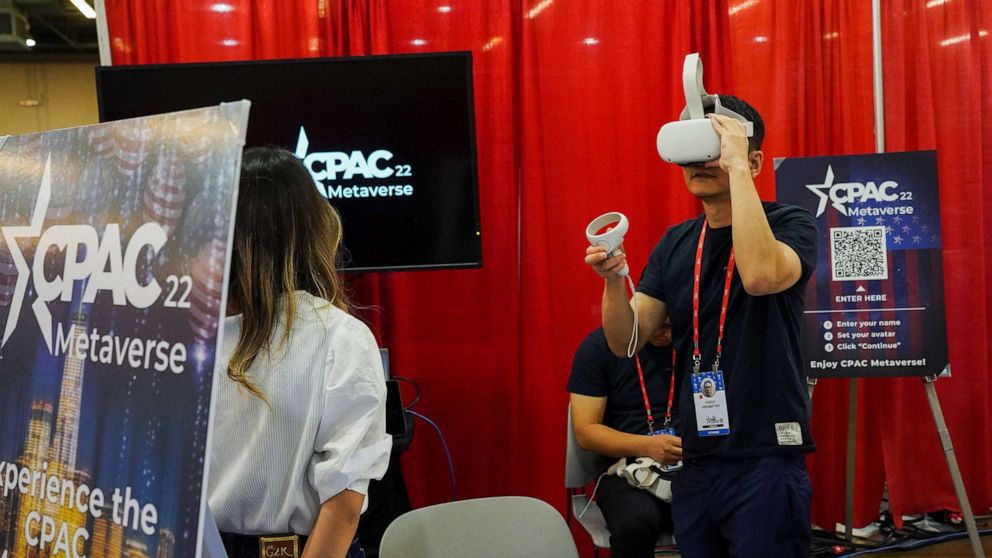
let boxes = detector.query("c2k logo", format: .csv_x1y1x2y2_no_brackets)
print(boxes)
1,156,168,352
294,126,394,185
806,165,899,217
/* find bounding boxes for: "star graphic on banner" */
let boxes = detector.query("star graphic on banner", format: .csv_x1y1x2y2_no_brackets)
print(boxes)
921,224,929,232
857,217,867,226
902,225,911,233
893,216,902,224
805,166,873,217
2,156,54,351
912,215,920,223
885,226,893,234
893,235,903,244
806,165,844,217
876,217,885,225
931,234,938,242
913,235,922,244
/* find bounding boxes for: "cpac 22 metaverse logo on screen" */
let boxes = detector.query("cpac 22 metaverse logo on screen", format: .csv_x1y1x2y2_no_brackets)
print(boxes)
294,126,415,200
2,156,190,374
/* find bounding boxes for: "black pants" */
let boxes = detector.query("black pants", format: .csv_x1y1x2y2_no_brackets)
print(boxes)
596,474,674,558
220,533,365,558
671,455,812,558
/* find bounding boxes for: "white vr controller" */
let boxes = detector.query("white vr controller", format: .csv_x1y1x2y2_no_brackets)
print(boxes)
656,53,755,165
586,212,629,277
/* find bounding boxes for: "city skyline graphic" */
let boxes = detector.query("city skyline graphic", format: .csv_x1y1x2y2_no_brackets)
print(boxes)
0,103,248,558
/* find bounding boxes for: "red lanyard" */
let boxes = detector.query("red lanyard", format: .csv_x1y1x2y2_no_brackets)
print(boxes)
692,221,735,375
634,353,676,432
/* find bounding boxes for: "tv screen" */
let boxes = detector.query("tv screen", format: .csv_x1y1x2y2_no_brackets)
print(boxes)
96,52,482,272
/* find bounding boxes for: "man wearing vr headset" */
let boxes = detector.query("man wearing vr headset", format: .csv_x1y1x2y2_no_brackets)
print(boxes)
568,321,679,558
585,94,816,558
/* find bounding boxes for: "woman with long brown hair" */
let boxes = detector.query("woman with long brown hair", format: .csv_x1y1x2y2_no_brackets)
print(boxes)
208,146,390,558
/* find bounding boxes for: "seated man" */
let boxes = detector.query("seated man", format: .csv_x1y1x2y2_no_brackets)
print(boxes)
568,322,683,558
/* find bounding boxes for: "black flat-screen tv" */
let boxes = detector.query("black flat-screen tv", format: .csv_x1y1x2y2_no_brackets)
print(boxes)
96,52,482,272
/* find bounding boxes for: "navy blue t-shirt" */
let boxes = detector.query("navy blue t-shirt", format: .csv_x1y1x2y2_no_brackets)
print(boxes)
637,202,817,459
567,328,676,437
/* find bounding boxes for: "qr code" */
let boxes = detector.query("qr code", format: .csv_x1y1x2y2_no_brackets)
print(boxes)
830,226,888,281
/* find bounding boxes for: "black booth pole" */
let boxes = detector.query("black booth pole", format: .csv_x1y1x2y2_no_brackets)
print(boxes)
844,379,857,543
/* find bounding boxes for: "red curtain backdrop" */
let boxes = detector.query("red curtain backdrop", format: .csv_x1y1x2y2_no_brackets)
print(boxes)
726,0,887,528
104,0,992,543
875,0,992,525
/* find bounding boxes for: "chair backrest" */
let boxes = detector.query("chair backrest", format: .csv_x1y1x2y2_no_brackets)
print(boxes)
566,404,606,488
378,496,579,558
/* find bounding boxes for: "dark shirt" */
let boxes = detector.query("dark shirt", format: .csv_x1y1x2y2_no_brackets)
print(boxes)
637,201,817,459
568,328,676,437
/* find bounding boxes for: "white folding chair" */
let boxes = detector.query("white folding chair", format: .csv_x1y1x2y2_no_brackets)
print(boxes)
378,496,579,558
566,404,677,556
566,404,612,555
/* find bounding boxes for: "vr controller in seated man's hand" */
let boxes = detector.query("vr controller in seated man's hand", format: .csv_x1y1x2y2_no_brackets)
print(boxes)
656,52,755,165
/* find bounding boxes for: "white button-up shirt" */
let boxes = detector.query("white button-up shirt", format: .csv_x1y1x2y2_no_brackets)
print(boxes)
208,291,391,535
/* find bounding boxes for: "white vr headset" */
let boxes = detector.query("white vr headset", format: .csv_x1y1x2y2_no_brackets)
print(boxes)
656,53,754,165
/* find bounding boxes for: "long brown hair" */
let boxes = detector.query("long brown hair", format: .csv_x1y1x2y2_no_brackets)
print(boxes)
226,146,348,400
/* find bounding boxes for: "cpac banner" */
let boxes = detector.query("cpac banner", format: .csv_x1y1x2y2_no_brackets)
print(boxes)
0,102,248,558
775,151,948,378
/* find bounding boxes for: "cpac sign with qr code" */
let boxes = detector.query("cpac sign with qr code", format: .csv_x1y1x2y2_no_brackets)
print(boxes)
775,151,948,378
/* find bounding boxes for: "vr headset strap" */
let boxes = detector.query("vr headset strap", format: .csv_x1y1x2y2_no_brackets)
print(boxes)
677,53,754,137
683,53,708,120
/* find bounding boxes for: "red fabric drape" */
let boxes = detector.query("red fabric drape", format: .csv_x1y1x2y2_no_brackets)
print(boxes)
726,0,886,528
874,0,992,525
104,0,992,546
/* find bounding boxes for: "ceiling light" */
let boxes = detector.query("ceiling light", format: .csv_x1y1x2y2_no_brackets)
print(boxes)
940,33,972,46
410,39,427,46
221,39,239,46
437,6,452,13
728,0,759,16
582,37,599,45
25,38,36,48
69,0,97,19
526,0,554,19
211,3,235,13
482,36,503,51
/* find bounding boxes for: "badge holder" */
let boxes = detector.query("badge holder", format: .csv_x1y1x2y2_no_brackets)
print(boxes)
635,355,683,473
691,364,730,438
652,420,682,475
